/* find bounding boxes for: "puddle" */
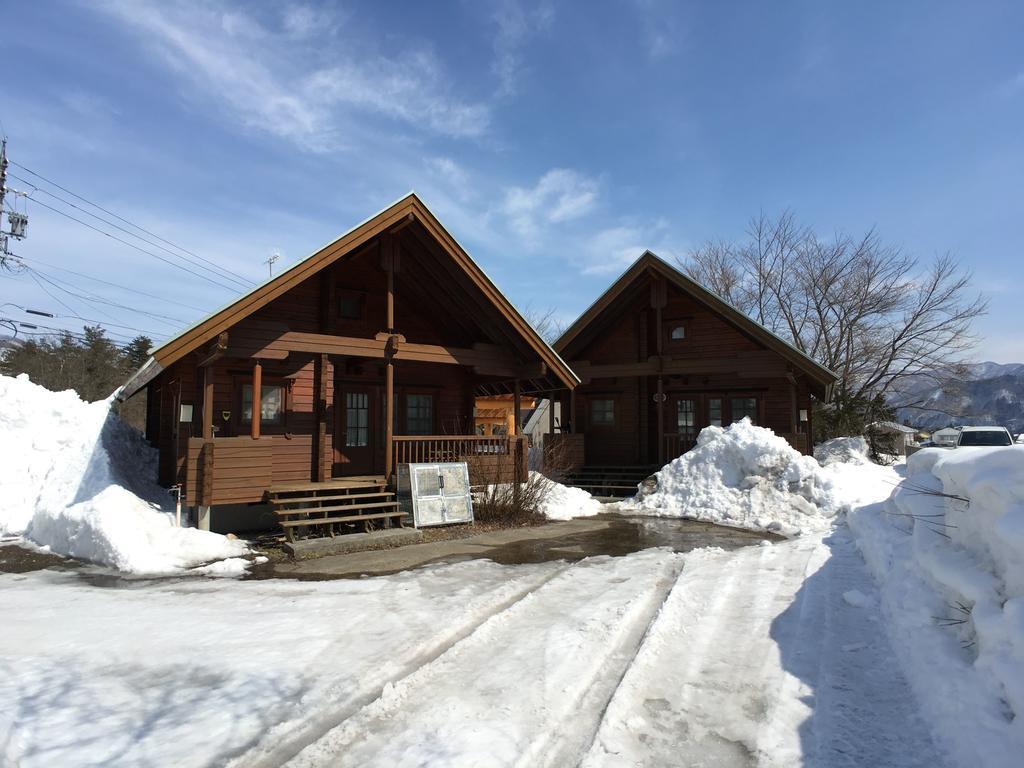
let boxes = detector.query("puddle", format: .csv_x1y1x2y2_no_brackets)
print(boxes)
477,515,776,567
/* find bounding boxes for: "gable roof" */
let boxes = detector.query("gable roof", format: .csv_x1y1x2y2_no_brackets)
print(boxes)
120,193,578,399
555,250,837,390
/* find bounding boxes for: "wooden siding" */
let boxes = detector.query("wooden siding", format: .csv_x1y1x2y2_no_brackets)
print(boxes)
567,272,816,465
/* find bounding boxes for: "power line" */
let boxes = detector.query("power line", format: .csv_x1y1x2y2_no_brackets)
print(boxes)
11,255,209,313
23,196,243,292
9,171,251,290
9,161,254,286
28,268,187,325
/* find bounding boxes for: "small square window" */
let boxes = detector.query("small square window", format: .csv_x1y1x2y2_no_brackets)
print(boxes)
242,384,283,424
338,293,363,320
591,399,615,426
406,394,434,435
669,325,686,341
731,397,757,424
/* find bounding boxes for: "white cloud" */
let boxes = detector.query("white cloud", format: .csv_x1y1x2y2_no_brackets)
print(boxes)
92,0,490,151
491,0,554,96
502,168,599,241
579,219,683,275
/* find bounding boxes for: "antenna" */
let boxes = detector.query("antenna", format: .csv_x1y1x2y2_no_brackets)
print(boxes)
264,250,280,278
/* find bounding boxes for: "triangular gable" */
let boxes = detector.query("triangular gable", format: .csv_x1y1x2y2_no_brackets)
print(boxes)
555,250,837,390
121,193,578,398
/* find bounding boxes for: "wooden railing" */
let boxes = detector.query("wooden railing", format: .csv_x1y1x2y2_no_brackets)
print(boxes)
391,434,527,485
663,432,697,462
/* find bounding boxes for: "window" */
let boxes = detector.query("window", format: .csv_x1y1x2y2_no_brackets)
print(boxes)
345,392,369,447
731,397,757,424
242,384,284,424
676,399,696,438
406,394,434,435
708,398,722,427
590,398,615,427
669,325,686,341
338,292,363,320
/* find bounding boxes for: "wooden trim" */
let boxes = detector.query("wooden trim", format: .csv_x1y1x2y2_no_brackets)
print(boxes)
202,366,213,440
251,361,262,439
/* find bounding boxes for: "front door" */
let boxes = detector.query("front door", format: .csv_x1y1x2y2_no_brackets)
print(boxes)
335,384,376,476
666,395,700,459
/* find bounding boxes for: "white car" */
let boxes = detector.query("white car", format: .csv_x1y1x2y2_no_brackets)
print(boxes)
956,426,1014,447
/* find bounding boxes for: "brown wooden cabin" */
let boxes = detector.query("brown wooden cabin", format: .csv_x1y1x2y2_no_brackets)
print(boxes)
119,193,578,532
548,252,836,487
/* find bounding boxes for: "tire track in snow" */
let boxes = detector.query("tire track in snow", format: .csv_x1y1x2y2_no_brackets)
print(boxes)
226,561,573,768
284,550,686,768
581,539,823,767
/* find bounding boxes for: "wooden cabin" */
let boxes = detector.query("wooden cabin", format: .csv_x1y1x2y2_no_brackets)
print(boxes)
120,194,578,531
548,252,836,487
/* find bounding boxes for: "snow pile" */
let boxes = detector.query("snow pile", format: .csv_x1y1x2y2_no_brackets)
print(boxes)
633,419,840,536
848,446,1024,766
0,374,248,574
534,472,603,520
814,436,870,466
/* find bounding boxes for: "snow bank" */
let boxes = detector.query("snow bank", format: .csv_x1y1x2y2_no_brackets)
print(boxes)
633,419,841,536
0,374,248,574
848,446,1024,766
534,472,603,520
814,436,870,466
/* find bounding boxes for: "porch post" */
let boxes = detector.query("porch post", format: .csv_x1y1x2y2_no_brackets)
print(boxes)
657,376,665,465
251,360,262,440
547,390,555,434
202,364,214,440
384,236,396,480
513,379,522,436
314,353,328,482
570,389,577,433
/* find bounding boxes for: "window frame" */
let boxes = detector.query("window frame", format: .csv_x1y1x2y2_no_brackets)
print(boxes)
405,392,435,436
729,396,758,425
589,397,617,429
237,378,288,429
337,289,366,321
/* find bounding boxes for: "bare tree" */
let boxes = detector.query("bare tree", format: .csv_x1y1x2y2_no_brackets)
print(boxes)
682,212,987,431
520,303,567,345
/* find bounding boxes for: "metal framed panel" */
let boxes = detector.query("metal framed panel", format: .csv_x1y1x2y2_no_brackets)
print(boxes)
397,462,474,527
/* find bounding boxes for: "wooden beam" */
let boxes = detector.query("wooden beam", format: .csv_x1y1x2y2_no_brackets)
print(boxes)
251,361,262,439
198,332,228,368
569,353,788,382
385,357,394,479
202,365,214,440
230,325,521,374
657,376,665,465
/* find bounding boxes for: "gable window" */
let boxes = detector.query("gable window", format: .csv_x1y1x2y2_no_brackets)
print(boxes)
669,325,686,341
406,393,434,435
590,398,616,427
731,397,757,424
338,291,364,320
242,383,284,425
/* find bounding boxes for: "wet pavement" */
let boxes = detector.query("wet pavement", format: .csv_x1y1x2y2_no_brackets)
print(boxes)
267,513,778,580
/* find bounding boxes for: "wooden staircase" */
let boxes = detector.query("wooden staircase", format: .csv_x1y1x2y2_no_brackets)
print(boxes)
266,478,406,542
561,466,658,500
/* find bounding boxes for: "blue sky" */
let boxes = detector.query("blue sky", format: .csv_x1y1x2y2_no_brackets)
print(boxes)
2,1,1022,360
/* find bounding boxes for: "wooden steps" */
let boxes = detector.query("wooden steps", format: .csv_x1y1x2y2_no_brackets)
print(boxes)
267,479,405,542
562,466,658,499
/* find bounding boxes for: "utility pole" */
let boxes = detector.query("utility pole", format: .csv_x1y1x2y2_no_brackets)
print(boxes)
0,138,8,265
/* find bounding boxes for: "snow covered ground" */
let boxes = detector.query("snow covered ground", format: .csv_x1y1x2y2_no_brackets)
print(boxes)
2,383,1019,766
0,374,249,574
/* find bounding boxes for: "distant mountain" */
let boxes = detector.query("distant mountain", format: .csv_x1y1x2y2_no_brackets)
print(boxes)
889,361,1024,434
